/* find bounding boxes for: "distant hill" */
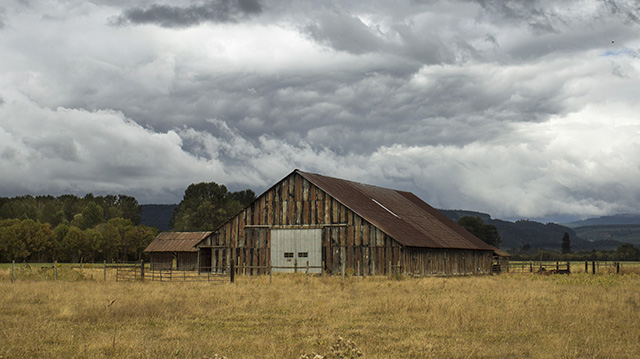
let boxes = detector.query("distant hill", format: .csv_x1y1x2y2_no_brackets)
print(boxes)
439,209,623,252
563,213,640,228
573,225,640,247
140,204,177,231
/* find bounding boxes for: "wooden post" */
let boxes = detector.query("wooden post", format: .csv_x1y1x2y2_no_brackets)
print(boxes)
140,260,145,281
11,261,15,282
567,261,570,273
556,262,559,271
306,261,309,281
585,261,588,273
322,260,325,279
103,260,107,281
592,260,596,275
529,261,533,273
294,259,298,274
230,258,235,283
54,261,58,280
616,262,620,275
269,265,272,284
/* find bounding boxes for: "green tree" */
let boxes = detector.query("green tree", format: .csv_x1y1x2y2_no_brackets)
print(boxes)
614,243,640,261
95,221,124,262
116,195,142,225
457,216,502,248
60,226,91,262
0,219,29,261
122,225,157,260
73,202,105,230
84,228,104,262
561,232,571,254
170,182,254,231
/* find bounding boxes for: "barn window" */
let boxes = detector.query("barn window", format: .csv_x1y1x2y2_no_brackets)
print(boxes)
298,252,308,258
284,252,294,258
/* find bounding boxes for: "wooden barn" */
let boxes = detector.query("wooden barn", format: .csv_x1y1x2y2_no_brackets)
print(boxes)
145,231,213,270
199,169,500,276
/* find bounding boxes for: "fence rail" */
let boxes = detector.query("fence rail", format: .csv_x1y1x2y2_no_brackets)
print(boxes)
509,260,637,274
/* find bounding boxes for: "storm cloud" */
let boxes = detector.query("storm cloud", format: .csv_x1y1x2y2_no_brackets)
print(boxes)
113,0,263,27
1,0,640,221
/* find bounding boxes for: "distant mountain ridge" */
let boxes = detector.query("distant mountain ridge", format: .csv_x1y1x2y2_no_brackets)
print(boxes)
562,213,640,228
439,209,623,252
140,204,177,231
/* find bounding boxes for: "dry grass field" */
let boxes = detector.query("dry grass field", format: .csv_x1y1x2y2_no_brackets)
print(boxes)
1,267,639,358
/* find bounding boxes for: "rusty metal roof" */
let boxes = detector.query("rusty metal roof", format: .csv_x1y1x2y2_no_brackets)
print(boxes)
297,170,496,251
144,231,212,253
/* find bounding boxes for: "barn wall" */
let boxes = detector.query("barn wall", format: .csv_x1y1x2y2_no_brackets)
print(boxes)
210,172,492,276
149,253,173,270
176,253,198,270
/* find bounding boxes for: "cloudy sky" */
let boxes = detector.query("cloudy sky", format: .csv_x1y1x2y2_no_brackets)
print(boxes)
1,0,639,222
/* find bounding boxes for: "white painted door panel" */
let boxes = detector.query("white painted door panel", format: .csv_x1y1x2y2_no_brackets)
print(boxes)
270,229,322,273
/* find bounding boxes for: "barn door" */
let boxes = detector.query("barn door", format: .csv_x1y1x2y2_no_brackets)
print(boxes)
270,229,322,273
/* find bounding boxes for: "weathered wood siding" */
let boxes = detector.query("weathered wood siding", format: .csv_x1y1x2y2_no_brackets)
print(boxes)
210,172,493,276
176,253,198,270
150,253,173,270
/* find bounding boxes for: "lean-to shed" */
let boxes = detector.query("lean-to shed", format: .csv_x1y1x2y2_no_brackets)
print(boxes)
200,169,499,276
145,231,213,270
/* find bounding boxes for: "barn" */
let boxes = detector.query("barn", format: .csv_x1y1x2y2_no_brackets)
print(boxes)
144,231,213,270
198,169,500,276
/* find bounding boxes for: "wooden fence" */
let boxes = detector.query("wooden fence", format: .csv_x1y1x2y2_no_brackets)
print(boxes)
509,261,636,274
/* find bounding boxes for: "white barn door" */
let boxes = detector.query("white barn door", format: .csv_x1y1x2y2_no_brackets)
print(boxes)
270,229,322,273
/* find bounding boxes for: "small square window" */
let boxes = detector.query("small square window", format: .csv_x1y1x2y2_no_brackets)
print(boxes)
298,252,308,258
284,252,294,258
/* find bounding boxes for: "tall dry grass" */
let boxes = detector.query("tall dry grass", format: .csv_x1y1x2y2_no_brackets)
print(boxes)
1,269,639,358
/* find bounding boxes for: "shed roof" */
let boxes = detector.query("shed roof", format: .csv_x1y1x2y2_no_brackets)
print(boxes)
144,231,212,253
296,170,496,251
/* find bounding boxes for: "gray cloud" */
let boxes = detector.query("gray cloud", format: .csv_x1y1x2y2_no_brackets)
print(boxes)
113,0,262,27
0,6,5,29
2,0,640,220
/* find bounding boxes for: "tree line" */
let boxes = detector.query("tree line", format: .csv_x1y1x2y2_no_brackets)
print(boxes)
0,194,154,263
0,184,256,263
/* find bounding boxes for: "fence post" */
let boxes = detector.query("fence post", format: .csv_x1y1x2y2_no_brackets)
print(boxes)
567,261,570,273
616,261,620,275
11,261,15,282
529,261,533,273
140,259,145,281
306,261,309,281
269,265,272,284
592,261,596,275
585,261,588,273
230,258,235,283
322,260,325,279
54,261,58,280
103,260,107,281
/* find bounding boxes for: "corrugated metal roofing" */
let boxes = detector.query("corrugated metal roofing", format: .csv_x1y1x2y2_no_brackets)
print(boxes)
297,170,496,251
144,231,212,253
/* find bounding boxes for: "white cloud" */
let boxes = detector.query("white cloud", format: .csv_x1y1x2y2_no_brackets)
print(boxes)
1,0,640,221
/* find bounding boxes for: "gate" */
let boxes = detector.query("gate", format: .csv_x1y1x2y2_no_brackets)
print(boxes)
115,261,143,281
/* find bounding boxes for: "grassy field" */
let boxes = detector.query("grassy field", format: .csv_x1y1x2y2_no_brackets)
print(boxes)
1,267,639,358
